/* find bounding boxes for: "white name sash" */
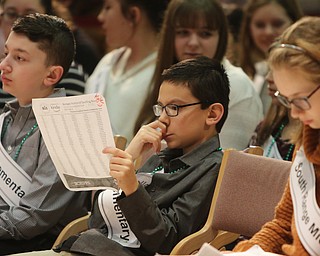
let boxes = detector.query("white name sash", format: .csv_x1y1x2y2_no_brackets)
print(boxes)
290,147,320,256
0,112,32,206
98,190,141,248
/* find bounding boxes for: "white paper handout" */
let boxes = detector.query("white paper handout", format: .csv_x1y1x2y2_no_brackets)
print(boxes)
32,93,117,191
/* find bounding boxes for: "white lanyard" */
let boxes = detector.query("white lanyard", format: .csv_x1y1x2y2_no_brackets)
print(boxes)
290,147,320,256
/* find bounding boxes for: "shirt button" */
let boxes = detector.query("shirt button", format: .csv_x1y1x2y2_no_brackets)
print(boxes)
7,145,13,153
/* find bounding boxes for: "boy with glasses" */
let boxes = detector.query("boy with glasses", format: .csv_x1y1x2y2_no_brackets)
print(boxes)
25,56,230,256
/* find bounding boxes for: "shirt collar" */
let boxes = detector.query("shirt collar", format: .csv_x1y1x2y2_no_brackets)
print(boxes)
3,88,66,117
160,134,221,171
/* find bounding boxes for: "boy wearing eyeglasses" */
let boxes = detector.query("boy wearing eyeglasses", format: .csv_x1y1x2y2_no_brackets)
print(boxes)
45,56,230,256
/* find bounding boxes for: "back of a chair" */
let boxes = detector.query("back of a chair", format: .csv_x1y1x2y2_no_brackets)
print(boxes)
211,150,291,237
170,148,291,255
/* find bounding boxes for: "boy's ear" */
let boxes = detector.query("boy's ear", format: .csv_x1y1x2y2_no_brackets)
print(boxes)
128,6,141,25
44,66,64,87
206,103,224,126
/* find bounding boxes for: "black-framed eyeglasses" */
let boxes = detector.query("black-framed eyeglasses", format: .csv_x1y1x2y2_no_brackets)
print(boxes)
274,85,320,110
153,102,204,117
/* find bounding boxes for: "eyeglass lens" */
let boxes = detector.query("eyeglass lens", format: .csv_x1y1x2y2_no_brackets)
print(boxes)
275,85,320,110
153,104,179,117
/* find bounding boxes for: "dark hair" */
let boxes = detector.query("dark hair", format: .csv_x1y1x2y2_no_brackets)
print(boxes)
134,0,228,133
119,0,169,32
161,56,230,132
12,13,75,80
41,0,53,14
0,0,53,14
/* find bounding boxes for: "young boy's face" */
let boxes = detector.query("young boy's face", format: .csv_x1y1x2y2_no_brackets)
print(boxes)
157,81,213,154
0,32,52,105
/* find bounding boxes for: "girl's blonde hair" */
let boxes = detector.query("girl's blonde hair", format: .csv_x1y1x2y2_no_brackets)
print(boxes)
268,16,320,85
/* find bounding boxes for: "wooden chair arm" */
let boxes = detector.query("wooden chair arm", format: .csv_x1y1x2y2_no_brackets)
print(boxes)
52,213,90,248
210,231,239,250
170,228,219,255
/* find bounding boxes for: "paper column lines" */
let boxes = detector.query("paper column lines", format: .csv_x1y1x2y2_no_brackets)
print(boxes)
93,111,109,172
82,112,107,176
66,112,107,177
40,116,66,173
61,114,87,175
50,115,77,174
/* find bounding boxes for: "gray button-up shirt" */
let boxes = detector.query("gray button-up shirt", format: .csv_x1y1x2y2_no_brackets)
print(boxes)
79,135,222,256
0,89,88,240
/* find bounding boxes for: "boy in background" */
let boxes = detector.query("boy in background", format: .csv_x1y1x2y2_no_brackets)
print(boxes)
0,13,88,254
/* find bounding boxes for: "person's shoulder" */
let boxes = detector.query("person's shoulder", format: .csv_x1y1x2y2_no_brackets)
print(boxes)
88,47,127,78
97,47,127,67
223,58,261,100
223,58,253,86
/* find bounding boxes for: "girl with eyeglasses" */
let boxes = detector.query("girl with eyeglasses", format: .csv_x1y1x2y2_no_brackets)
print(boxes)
233,16,320,256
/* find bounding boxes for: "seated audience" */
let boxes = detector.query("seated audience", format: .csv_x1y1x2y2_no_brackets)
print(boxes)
17,56,230,256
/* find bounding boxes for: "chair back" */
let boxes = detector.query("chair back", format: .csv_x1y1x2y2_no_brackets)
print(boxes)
170,148,291,255
211,150,291,237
